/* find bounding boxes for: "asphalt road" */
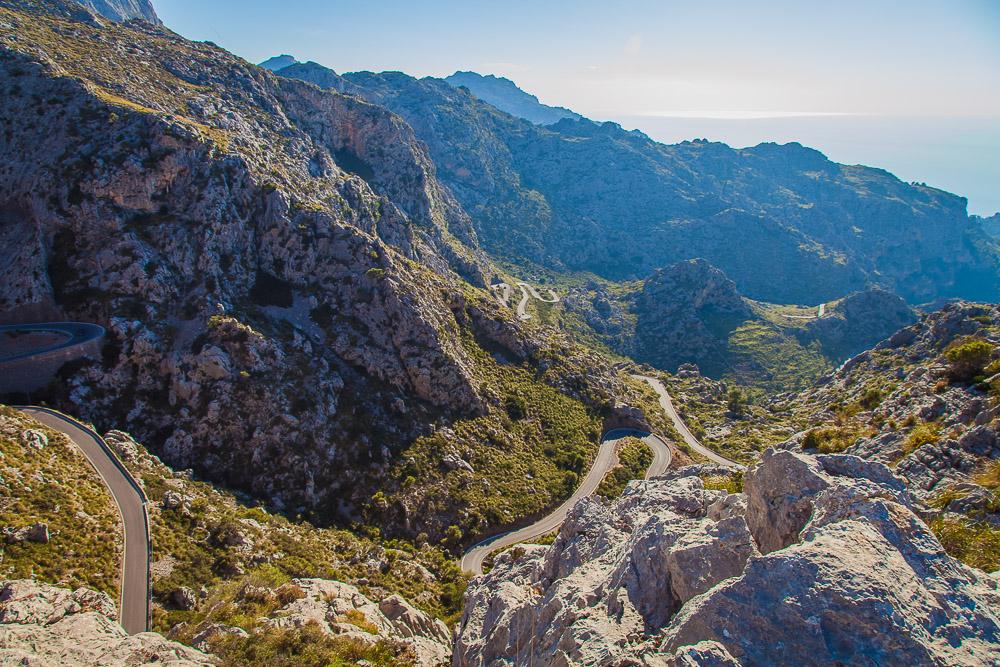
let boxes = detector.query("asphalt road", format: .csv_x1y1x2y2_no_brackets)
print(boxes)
515,284,532,320
491,281,560,321
0,322,104,363
19,407,150,634
460,428,672,575
633,374,742,468
490,283,512,308
516,282,559,303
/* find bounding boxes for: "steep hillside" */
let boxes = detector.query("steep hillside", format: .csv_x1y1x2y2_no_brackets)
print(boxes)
443,71,581,125
0,407,466,665
275,61,999,305
0,406,122,598
0,0,638,542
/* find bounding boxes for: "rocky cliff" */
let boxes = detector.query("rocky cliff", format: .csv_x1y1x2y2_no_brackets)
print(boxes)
633,259,754,377
273,61,1000,305
455,450,1000,666
0,0,633,537
978,212,1000,240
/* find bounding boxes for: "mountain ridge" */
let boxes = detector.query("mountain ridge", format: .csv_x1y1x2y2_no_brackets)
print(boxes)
443,70,582,125
272,59,1000,305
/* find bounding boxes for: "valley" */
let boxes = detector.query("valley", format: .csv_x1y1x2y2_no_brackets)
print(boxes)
0,1,998,665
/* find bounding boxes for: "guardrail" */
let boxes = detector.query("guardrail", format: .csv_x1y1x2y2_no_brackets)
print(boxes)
16,406,152,632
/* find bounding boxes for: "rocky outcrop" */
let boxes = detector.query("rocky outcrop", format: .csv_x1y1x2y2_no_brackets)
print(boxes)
255,578,451,666
633,259,753,375
805,287,917,361
0,579,214,665
454,450,1000,666
792,303,1000,507
77,0,160,24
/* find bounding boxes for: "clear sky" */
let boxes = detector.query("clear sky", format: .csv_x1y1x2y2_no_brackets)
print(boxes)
156,0,1000,213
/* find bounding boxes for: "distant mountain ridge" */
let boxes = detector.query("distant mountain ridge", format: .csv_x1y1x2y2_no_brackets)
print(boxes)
444,71,581,125
976,212,1000,240
270,59,1000,305
259,54,298,72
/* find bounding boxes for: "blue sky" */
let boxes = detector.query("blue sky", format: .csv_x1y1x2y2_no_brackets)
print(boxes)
156,0,1000,213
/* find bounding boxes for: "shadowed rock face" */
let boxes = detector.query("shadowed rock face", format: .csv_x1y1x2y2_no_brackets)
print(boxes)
633,258,754,376
455,450,1000,666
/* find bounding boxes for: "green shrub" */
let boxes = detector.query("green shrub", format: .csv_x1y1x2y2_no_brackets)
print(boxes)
213,621,408,667
944,337,994,383
596,437,653,498
701,470,744,494
802,426,863,454
930,517,1000,572
901,422,941,456
858,386,884,410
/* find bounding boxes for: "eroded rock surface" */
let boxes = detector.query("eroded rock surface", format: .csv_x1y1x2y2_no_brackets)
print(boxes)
455,451,1000,666
0,579,214,666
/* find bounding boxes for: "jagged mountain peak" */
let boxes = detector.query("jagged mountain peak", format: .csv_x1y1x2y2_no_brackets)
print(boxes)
259,53,299,72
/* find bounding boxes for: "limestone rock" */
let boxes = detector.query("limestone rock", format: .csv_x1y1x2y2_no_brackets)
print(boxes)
0,580,213,666
256,578,450,666
3,523,49,545
19,429,47,451
454,450,1000,666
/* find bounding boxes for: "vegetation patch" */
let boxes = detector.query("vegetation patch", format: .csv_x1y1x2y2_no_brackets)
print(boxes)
596,437,653,499
211,620,409,667
930,517,1000,572
701,470,744,494
900,422,942,457
380,328,603,549
944,337,994,383
0,407,121,599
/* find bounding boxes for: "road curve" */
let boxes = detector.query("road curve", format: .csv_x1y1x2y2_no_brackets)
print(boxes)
18,407,150,634
460,429,671,575
633,374,742,469
490,283,512,309
516,282,559,303
0,322,105,363
492,281,559,321
515,284,532,321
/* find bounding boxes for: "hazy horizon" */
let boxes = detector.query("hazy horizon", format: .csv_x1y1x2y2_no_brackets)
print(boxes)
156,0,1000,215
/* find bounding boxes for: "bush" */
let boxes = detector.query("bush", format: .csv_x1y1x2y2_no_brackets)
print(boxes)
901,422,941,456
944,338,994,383
802,426,861,454
858,386,884,410
701,470,744,494
214,621,408,667
930,517,1000,572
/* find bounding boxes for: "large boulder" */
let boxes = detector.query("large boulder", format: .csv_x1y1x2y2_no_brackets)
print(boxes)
0,579,214,666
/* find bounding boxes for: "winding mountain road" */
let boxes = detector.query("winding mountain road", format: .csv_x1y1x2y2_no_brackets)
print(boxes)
460,429,671,575
0,322,104,363
491,280,560,321
459,371,742,574
634,374,741,468
18,407,150,634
